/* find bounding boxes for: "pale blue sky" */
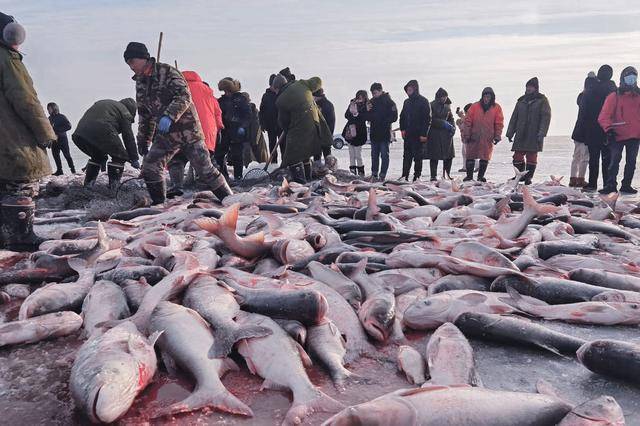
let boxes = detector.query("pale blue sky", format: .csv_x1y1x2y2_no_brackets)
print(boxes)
5,0,640,135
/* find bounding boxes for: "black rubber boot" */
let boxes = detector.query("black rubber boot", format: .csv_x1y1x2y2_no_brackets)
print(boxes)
83,161,101,187
357,166,365,177
524,163,536,185
107,162,125,190
477,160,489,182
513,161,525,181
304,161,313,181
349,166,357,175
166,163,185,199
463,160,475,181
289,162,307,184
212,175,233,201
146,180,166,205
0,197,48,252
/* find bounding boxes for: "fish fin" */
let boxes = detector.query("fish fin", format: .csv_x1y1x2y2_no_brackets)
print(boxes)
536,379,560,398
219,203,240,231
600,192,619,211
581,304,611,313
194,217,221,235
522,186,558,216
209,324,273,358
458,292,488,306
504,286,530,311
142,243,164,259
160,350,180,376
260,379,289,392
94,258,119,275
94,221,109,250
495,197,512,217
365,188,380,221
390,318,407,344
67,257,88,274
287,390,344,426
295,341,313,368
149,387,253,419
350,259,368,278
400,385,469,396
145,328,162,345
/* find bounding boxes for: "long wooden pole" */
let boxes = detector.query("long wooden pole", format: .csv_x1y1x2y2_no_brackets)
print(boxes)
156,32,163,62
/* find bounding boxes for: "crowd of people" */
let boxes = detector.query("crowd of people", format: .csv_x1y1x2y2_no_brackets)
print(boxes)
2,10,640,251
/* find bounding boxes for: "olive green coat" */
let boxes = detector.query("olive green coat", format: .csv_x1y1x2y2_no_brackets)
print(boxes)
276,78,332,166
73,99,138,162
0,45,54,181
506,93,552,152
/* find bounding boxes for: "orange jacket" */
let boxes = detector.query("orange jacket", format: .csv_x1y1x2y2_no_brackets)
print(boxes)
598,90,640,142
182,70,223,151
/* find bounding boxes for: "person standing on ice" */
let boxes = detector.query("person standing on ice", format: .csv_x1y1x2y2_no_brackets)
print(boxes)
569,72,597,188
425,88,456,180
506,77,552,185
399,80,430,182
216,77,251,182
0,12,55,251
342,90,368,176
455,103,476,173
313,88,335,164
581,65,617,192
47,102,76,176
598,66,640,195
462,88,504,182
166,70,224,198
72,98,140,189
124,42,232,205
363,82,397,181
273,74,333,184
259,74,283,164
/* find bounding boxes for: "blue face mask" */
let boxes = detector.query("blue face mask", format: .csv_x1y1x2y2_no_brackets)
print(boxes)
623,74,637,86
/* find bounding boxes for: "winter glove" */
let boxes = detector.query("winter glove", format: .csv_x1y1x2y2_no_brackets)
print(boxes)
443,122,455,133
605,130,616,146
157,116,173,134
493,137,501,145
419,136,428,144
37,139,55,149
237,127,246,138
130,160,141,169
137,141,149,157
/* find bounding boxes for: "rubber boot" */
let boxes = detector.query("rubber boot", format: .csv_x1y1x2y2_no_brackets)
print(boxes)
53,169,63,176
463,160,475,181
83,161,101,187
211,175,233,201
166,163,185,199
304,161,313,181
107,162,125,190
349,166,357,175
289,162,307,184
477,160,489,182
513,161,525,178
0,197,48,251
429,160,438,181
568,177,577,187
524,164,536,185
357,166,365,177
146,180,166,206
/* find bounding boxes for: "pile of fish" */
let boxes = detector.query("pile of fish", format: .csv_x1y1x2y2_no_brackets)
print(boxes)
2,170,640,425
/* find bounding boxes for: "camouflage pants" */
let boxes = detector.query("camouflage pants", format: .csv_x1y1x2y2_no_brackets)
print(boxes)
0,181,38,203
141,138,225,190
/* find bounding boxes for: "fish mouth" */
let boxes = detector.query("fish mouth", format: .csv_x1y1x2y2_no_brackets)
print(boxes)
91,385,103,423
363,320,388,342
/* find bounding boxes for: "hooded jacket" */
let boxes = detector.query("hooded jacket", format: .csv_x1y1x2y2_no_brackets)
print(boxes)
73,98,138,163
275,77,333,166
182,71,223,152
343,98,367,146
362,92,398,143
506,89,551,152
598,67,640,143
463,87,504,161
581,65,617,146
399,80,431,143
0,44,54,181
259,88,280,135
425,92,455,160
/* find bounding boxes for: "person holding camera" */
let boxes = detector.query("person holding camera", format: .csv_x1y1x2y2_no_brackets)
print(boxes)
343,90,368,176
598,66,640,194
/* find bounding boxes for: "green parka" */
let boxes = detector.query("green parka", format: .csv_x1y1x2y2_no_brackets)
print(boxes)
73,98,138,163
276,77,332,166
506,93,551,152
0,44,54,181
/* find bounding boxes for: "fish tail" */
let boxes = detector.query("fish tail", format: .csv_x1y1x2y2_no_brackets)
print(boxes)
286,390,344,426
522,186,558,216
193,217,220,234
17,301,32,321
208,324,273,358
220,203,240,231
150,387,253,419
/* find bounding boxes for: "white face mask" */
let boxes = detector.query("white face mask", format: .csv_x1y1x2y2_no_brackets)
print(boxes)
623,74,638,86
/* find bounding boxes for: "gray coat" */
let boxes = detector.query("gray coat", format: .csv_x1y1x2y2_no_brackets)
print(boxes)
424,99,455,160
506,93,551,152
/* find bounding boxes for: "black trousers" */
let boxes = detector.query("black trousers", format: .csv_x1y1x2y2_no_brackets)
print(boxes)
587,142,611,188
402,140,423,179
52,137,75,172
72,135,126,165
429,159,452,178
606,139,640,189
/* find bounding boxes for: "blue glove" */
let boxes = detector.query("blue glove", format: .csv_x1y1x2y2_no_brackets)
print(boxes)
130,160,141,169
237,127,246,138
443,122,454,132
157,116,173,134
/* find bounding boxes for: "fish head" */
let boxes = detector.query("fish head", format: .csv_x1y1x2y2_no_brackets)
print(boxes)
562,395,625,426
323,397,417,426
358,298,395,342
432,322,465,341
403,295,452,330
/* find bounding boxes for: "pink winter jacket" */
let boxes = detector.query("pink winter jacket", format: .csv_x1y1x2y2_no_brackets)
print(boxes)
598,90,640,142
182,70,224,151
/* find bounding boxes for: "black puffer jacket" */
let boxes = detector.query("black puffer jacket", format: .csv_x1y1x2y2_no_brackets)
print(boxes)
362,92,397,143
219,92,252,144
316,96,336,134
581,67,617,146
399,80,431,143
48,113,72,145
258,88,280,135
343,100,368,146
425,98,455,159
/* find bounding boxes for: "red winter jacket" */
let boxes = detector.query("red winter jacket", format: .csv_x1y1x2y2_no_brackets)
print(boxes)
182,70,224,151
598,90,640,142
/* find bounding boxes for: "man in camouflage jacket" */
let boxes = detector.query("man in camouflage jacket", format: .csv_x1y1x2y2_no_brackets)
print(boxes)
123,42,232,204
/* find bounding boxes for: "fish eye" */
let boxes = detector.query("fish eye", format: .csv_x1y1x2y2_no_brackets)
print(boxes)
631,304,639,309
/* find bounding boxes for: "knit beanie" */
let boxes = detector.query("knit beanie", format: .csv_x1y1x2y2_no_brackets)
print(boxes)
123,42,150,62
